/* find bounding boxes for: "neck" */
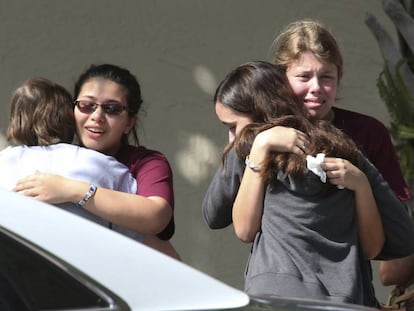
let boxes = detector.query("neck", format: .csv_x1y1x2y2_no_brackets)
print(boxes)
325,109,335,122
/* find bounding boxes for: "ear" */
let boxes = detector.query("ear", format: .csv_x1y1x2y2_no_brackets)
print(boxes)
124,114,138,134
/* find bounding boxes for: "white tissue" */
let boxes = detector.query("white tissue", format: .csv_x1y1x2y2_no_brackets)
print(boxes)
306,153,327,183
306,153,344,189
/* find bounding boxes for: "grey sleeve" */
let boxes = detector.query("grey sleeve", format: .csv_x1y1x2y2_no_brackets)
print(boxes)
362,157,414,259
202,149,245,229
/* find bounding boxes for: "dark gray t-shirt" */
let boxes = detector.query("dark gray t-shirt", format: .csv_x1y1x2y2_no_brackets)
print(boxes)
202,148,414,306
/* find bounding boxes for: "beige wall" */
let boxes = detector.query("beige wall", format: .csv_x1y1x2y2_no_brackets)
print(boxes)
0,0,398,303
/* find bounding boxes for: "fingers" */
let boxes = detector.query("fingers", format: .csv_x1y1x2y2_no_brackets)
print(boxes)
321,157,347,169
299,142,309,154
294,131,309,155
13,175,39,193
321,157,360,190
13,181,32,193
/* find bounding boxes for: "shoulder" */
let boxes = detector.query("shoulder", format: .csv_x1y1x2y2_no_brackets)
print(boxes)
333,107,388,131
116,144,172,175
332,107,391,144
59,144,120,163
117,144,170,164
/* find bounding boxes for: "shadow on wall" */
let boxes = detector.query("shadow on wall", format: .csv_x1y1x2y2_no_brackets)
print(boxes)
175,132,220,186
174,64,222,186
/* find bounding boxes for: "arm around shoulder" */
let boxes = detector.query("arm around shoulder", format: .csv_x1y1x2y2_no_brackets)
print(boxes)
202,149,245,229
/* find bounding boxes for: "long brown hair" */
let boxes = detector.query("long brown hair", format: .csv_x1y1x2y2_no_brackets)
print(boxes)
214,61,308,161
235,115,362,188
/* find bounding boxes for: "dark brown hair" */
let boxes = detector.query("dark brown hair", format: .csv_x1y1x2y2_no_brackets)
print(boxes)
74,64,143,146
235,115,362,188
214,61,308,160
215,61,361,188
7,77,75,146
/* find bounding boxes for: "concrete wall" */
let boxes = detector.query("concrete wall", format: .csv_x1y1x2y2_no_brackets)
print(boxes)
0,0,398,303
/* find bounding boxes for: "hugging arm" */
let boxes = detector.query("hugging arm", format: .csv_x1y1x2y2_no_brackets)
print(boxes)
231,125,386,258
322,157,385,259
361,158,414,260
15,174,172,235
232,126,308,242
202,150,245,229
379,253,414,287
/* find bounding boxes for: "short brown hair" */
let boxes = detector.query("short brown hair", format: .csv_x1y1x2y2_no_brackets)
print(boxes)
7,77,75,146
270,19,343,78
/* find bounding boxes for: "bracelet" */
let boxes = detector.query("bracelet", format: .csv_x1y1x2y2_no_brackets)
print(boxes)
77,184,97,208
245,155,261,172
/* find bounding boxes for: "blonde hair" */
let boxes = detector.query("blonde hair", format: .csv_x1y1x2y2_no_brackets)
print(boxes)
270,19,343,76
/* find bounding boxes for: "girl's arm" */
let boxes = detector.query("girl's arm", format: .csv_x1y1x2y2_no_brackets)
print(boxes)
322,157,385,259
14,173,172,235
232,126,308,242
379,254,414,287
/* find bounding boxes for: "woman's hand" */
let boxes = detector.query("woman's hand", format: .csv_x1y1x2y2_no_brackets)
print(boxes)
14,172,76,204
321,157,365,190
322,157,384,259
252,126,309,156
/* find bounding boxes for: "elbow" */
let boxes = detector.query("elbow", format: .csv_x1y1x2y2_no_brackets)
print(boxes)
202,203,232,229
379,261,397,286
363,237,385,260
379,254,414,287
233,226,256,243
203,212,230,230
150,203,173,235
232,214,260,243
363,242,384,260
364,247,382,260
202,209,218,229
379,266,394,286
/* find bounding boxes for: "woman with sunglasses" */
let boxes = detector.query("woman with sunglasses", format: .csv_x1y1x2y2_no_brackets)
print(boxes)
2,76,144,240
14,64,179,259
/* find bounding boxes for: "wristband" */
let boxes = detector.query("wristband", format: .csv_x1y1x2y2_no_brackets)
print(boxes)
245,155,261,172
77,184,97,208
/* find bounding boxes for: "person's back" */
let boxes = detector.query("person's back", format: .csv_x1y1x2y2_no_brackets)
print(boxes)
232,116,364,303
0,143,136,193
0,142,140,237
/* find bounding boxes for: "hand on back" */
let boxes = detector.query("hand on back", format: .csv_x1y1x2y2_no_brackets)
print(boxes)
252,126,309,156
14,172,74,204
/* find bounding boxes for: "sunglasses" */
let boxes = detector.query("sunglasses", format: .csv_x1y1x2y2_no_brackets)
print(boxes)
74,100,128,116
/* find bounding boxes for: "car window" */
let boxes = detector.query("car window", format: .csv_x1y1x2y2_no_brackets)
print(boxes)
0,228,127,311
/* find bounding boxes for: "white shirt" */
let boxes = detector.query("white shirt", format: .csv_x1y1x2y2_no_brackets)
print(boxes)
0,143,144,241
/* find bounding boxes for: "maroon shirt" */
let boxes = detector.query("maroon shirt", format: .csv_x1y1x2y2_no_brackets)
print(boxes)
115,144,175,240
332,106,411,201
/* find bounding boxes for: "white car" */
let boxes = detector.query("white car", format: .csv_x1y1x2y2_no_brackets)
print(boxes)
0,189,377,311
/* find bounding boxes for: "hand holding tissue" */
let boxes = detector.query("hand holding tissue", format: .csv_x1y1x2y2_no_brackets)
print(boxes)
306,153,345,189
306,153,327,183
